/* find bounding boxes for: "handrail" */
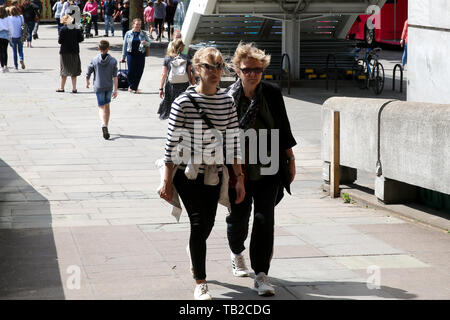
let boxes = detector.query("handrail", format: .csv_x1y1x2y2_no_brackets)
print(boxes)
326,53,338,93
393,63,404,93
280,53,291,95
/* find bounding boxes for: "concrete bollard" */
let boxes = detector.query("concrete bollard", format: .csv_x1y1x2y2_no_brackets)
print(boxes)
322,97,450,204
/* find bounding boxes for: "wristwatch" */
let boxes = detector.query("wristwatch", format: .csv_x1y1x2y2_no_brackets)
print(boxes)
236,172,244,177
159,88,163,91
288,156,295,161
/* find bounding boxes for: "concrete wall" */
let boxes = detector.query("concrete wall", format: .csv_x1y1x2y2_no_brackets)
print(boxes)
322,97,450,197
408,0,450,104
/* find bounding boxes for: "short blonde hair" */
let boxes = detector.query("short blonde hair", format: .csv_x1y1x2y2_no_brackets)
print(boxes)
192,47,224,67
232,42,271,70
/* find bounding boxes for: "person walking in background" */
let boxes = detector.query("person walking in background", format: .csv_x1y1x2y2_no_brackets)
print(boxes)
83,0,98,36
31,0,42,40
153,0,166,42
143,0,154,39
11,1,22,13
121,18,150,93
0,5,13,72
102,0,116,37
159,46,245,300
86,40,118,140
21,0,39,47
57,14,84,93
114,0,128,38
165,0,176,42
400,19,408,68
225,42,297,297
53,0,66,35
157,38,194,120
8,6,26,70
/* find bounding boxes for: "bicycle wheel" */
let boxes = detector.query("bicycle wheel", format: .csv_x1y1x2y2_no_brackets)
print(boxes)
354,59,368,89
372,62,385,95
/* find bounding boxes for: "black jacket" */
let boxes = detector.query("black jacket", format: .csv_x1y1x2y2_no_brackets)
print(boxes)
58,27,84,54
22,3,40,23
227,80,297,203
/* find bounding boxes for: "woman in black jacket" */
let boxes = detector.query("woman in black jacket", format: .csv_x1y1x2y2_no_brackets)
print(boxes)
225,42,297,297
57,14,84,93
21,0,40,47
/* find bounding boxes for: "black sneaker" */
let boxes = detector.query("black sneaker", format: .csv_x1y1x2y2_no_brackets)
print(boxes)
102,127,110,140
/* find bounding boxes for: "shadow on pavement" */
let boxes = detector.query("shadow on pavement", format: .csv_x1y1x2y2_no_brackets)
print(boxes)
109,134,166,141
209,277,417,300
0,159,64,299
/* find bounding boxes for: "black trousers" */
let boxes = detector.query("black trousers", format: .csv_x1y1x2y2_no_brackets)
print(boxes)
154,18,164,38
0,38,9,67
173,170,221,280
91,14,99,35
226,174,280,275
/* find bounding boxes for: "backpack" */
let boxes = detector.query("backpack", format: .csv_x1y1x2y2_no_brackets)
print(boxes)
168,55,189,84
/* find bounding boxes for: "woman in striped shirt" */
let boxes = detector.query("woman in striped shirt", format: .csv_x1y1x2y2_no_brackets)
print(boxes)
159,47,245,300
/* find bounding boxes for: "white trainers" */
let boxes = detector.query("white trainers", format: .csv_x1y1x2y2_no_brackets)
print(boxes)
253,272,275,296
231,252,250,277
194,282,212,300
186,245,194,276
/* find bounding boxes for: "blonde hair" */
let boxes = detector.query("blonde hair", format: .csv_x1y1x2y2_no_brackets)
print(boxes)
167,39,184,57
192,47,224,67
232,42,271,70
60,14,74,25
132,18,142,28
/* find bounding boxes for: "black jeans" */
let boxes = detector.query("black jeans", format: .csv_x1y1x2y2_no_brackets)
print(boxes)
121,21,129,39
154,18,164,39
91,14,99,35
173,170,221,280
226,174,280,275
0,38,8,67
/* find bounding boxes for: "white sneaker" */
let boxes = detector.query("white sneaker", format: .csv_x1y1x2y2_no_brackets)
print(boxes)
186,245,194,276
231,252,250,277
194,282,212,300
253,272,275,296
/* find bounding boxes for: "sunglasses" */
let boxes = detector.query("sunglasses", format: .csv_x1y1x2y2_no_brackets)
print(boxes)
199,63,225,71
239,67,264,75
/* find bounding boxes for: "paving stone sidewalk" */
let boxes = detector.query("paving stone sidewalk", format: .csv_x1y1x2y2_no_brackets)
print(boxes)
0,24,449,300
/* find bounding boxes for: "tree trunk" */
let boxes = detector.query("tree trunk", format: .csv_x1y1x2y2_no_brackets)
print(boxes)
129,0,144,29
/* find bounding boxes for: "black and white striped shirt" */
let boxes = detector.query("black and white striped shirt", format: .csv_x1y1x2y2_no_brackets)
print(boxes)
164,87,241,173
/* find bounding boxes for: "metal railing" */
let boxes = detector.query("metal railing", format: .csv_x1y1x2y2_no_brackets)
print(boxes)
393,63,404,93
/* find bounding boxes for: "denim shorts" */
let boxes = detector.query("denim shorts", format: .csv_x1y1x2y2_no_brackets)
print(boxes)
96,90,113,106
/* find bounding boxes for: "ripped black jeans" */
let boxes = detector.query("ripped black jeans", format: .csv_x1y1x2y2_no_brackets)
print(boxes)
226,174,280,275
173,169,221,280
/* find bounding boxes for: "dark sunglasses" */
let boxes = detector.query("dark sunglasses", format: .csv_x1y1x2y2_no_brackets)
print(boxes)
239,67,264,75
199,63,225,71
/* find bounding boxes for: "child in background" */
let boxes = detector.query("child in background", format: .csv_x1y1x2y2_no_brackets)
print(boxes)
81,12,92,38
86,40,118,140
144,1,155,39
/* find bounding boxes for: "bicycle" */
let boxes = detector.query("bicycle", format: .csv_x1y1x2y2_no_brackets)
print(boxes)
353,44,385,95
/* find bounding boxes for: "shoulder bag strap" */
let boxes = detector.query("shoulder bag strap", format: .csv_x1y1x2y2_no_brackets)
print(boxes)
185,92,215,129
